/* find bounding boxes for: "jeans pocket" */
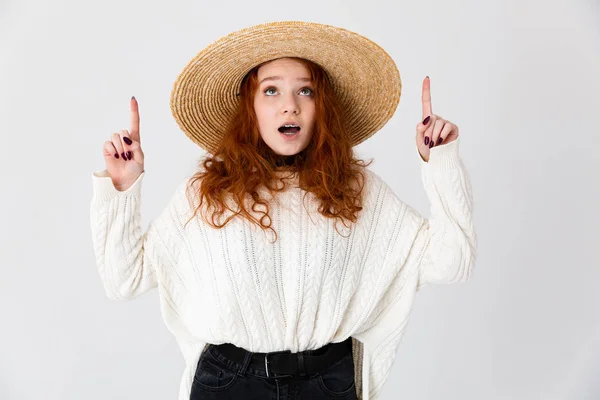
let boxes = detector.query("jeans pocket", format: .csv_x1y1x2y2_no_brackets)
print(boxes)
192,349,239,392
316,353,356,397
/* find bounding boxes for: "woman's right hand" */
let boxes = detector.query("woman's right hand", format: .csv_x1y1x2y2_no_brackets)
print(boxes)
103,97,145,191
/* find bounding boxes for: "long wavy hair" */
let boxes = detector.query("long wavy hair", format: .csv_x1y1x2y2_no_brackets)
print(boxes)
184,57,373,241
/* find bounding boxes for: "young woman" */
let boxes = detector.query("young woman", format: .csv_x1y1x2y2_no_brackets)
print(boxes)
90,21,476,400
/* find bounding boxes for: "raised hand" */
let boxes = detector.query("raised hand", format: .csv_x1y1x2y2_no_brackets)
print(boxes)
103,96,145,191
415,76,459,162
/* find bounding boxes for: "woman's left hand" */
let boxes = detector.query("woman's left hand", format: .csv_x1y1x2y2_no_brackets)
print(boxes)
416,76,459,162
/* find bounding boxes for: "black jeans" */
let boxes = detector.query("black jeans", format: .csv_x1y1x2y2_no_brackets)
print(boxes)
190,341,358,400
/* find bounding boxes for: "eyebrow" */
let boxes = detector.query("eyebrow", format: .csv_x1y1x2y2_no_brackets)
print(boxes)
259,76,312,85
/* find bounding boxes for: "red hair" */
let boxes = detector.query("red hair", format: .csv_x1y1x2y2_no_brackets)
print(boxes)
184,57,373,240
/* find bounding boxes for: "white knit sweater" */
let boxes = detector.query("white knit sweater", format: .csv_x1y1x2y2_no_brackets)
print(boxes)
89,137,476,400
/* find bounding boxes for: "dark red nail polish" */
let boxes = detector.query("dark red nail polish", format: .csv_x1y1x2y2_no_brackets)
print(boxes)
121,152,126,160
429,141,434,148
114,153,119,159
123,137,132,145
126,151,132,160
437,137,443,145
424,136,430,145
423,116,431,125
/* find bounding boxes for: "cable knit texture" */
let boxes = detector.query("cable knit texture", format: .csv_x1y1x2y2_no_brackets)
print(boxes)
89,137,476,400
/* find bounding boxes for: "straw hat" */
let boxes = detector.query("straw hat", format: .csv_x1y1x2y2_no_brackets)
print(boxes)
170,21,401,154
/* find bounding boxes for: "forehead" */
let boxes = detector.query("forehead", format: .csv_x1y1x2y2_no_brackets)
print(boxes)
257,58,310,79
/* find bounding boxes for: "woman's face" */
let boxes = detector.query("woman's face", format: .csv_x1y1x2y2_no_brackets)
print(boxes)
253,58,316,156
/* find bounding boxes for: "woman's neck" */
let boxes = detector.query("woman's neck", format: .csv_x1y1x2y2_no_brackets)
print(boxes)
273,153,298,168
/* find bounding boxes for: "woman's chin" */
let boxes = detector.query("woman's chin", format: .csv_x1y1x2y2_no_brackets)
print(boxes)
262,135,310,157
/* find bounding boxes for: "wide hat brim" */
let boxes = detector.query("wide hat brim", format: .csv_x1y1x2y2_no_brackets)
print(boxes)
170,21,402,154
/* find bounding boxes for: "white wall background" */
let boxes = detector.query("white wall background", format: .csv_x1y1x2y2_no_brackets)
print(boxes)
1,0,598,399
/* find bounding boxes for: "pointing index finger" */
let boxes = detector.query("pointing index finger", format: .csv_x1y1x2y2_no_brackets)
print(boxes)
130,96,140,144
421,76,433,119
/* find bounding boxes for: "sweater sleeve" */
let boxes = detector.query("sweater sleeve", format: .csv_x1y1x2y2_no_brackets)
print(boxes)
89,170,180,301
413,136,477,289
351,138,476,399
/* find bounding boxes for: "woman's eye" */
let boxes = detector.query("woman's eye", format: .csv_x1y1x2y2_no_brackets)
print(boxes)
264,87,277,95
299,88,313,96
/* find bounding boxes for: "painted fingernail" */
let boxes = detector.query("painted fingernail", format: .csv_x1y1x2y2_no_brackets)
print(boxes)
114,153,119,159
424,136,430,145
126,151,132,160
121,152,126,160
429,141,434,148
437,137,443,145
123,137,132,145
423,116,431,125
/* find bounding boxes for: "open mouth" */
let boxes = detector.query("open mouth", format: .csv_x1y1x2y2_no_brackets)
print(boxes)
278,124,301,135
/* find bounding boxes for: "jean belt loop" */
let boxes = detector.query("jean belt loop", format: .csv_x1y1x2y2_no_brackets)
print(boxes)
237,349,253,377
297,352,306,377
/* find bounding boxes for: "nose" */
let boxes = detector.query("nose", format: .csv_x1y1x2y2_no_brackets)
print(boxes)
281,93,299,115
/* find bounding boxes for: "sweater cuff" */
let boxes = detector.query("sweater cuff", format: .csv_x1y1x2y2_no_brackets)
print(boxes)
91,170,145,203
419,136,461,171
